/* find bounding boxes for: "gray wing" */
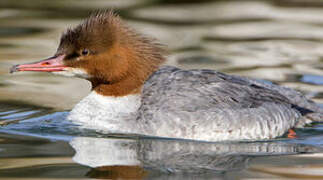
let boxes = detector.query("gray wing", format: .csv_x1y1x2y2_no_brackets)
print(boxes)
137,66,321,141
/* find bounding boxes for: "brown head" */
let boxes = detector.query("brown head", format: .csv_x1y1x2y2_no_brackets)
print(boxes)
11,11,166,96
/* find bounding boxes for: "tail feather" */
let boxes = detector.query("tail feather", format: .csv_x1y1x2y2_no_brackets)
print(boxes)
306,112,323,122
295,112,323,128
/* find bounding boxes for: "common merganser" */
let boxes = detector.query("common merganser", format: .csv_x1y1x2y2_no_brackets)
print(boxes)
10,11,323,141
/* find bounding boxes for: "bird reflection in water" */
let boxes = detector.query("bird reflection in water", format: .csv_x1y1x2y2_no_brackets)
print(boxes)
70,136,319,179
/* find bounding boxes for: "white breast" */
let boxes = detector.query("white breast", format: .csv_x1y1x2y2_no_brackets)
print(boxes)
67,91,142,133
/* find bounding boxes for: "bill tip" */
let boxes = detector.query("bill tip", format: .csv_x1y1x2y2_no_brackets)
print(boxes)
10,64,19,74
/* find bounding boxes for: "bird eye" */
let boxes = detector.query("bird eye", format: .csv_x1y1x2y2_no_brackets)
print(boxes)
81,49,90,56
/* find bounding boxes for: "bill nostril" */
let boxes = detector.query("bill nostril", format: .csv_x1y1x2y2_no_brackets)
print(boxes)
41,62,50,66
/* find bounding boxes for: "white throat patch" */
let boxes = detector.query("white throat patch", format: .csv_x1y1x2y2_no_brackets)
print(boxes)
67,91,142,133
52,67,91,79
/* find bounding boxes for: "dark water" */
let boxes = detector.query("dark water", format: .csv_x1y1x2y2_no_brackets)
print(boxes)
1,0,323,179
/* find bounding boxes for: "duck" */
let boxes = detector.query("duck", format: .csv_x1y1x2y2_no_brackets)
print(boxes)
10,11,323,142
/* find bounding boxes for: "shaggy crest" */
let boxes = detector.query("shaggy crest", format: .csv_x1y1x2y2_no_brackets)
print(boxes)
58,10,166,64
